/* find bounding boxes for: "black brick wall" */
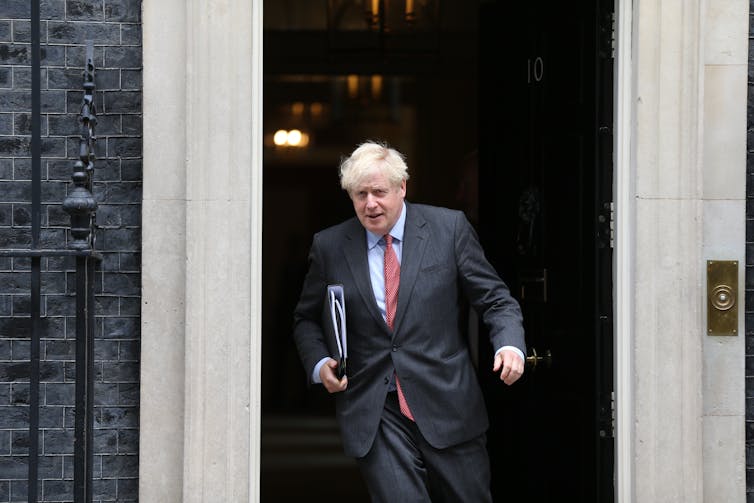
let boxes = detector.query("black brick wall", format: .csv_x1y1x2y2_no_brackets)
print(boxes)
744,0,754,503
0,1,141,502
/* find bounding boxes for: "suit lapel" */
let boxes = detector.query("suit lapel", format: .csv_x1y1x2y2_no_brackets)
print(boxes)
342,218,388,330
393,203,428,336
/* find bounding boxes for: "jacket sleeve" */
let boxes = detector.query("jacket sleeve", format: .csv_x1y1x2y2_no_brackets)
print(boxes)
453,211,526,356
292,233,332,384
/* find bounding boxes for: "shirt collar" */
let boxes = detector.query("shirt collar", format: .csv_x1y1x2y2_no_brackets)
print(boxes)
367,201,406,250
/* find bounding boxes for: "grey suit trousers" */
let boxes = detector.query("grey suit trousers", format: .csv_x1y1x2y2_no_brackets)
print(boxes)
356,392,493,503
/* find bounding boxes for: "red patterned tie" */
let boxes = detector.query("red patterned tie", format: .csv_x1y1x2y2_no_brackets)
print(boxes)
384,234,414,421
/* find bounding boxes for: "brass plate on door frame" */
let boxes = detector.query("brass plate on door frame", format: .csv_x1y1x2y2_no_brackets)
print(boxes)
707,260,738,336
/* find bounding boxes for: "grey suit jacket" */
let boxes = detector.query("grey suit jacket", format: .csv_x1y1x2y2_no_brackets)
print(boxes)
293,202,525,458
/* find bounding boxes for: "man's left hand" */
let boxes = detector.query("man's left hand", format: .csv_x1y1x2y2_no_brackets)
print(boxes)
493,349,525,385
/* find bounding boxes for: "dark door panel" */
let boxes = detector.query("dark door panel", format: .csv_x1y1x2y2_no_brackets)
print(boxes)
478,1,614,501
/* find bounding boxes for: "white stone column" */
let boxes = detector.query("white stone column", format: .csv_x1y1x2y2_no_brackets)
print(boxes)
632,0,705,501
613,0,634,500
701,0,748,500
182,0,255,500
140,0,261,501
140,0,188,501
629,0,748,500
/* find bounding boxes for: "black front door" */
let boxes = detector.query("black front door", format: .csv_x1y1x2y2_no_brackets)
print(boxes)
477,1,614,501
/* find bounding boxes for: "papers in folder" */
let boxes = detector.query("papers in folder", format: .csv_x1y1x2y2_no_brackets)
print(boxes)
327,284,347,378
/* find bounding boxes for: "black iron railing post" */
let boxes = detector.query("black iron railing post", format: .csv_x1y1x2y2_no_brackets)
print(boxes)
72,255,96,502
62,40,98,503
28,0,42,501
2,34,101,503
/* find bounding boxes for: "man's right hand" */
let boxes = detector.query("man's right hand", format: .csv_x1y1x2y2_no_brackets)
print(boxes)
320,358,348,393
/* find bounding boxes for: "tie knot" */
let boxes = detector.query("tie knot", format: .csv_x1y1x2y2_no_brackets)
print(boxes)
384,234,393,247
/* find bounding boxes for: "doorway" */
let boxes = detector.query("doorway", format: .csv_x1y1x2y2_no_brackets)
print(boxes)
260,1,614,501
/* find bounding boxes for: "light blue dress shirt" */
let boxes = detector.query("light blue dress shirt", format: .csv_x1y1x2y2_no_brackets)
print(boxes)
312,202,523,383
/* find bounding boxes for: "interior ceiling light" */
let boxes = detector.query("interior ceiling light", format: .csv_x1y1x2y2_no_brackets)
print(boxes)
273,129,310,148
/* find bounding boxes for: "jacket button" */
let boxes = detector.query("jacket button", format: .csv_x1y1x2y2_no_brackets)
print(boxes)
392,345,397,352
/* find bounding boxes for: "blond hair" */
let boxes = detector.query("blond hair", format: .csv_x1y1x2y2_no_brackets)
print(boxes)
339,140,410,193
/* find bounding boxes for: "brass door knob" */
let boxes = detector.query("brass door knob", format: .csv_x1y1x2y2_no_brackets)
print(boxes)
525,348,552,369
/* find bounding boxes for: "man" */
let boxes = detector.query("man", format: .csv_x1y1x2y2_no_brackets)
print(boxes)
293,140,525,502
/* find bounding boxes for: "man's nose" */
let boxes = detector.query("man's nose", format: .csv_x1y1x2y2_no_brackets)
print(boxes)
365,194,378,207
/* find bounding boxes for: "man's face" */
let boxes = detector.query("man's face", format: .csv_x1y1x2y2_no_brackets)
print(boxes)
350,169,406,236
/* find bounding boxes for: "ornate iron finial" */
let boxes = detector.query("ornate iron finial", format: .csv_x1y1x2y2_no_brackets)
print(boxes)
63,40,98,251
